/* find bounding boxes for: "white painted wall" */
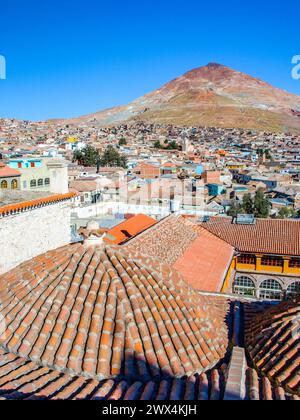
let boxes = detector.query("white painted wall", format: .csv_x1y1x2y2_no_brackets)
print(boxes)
46,160,69,194
0,201,72,275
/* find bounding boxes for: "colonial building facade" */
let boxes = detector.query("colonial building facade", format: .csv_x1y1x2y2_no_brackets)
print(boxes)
0,163,21,190
201,217,300,301
7,158,68,193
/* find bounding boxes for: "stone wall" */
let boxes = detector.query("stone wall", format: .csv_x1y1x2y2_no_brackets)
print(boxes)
0,201,71,275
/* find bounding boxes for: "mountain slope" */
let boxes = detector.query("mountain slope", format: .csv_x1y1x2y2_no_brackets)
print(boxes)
70,63,300,132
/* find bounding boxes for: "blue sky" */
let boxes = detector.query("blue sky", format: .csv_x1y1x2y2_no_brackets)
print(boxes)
0,0,299,121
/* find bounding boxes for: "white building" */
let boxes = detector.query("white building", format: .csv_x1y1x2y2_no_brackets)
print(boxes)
0,192,75,275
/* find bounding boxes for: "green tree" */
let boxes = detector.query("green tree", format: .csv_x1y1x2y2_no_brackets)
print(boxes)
257,148,272,161
254,189,271,218
118,137,127,146
242,193,254,214
227,200,242,217
277,207,298,219
99,145,127,169
166,140,179,150
154,140,162,149
73,146,100,167
265,149,272,160
257,148,264,157
73,149,84,165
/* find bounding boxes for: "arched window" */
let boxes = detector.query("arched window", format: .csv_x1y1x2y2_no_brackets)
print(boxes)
38,179,43,187
30,180,37,188
287,282,300,298
45,178,50,186
234,276,256,297
1,180,8,189
11,179,18,189
259,279,283,300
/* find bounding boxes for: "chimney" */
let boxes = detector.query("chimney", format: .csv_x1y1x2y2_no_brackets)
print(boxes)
83,233,105,248
82,220,107,248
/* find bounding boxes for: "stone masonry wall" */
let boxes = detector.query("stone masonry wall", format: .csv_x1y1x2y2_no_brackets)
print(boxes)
0,201,71,275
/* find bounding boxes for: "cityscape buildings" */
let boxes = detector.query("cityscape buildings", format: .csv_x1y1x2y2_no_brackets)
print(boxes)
0,64,300,401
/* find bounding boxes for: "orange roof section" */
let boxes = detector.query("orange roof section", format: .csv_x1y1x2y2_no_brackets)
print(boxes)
0,192,77,216
126,215,234,293
0,165,21,178
104,214,157,245
0,244,229,381
173,227,234,292
245,298,300,396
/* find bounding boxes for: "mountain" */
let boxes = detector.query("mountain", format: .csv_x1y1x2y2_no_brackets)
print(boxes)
68,63,300,133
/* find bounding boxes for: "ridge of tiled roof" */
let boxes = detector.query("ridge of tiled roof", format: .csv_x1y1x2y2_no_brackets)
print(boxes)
0,192,76,217
200,217,300,256
126,215,198,265
0,244,229,382
126,215,235,292
245,298,300,396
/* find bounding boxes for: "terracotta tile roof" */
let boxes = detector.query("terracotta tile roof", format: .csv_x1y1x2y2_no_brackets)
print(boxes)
0,192,77,217
245,368,298,401
0,231,298,399
245,298,300,396
0,347,229,400
200,217,300,256
173,226,234,292
0,165,21,178
69,180,98,192
0,244,229,383
126,215,198,265
104,214,157,245
0,347,296,400
126,216,234,292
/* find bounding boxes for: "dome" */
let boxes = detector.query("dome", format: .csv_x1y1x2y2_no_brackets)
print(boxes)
245,298,300,396
0,244,229,381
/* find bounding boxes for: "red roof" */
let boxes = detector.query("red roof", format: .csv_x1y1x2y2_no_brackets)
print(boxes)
104,214,157,245
201,217,300,256
0,244,229,383
245,298,300,395
173,227,234,292
0,165,21,178
126,216,234,292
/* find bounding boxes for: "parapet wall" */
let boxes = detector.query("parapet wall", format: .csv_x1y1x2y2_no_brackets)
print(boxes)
0,200,72,275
